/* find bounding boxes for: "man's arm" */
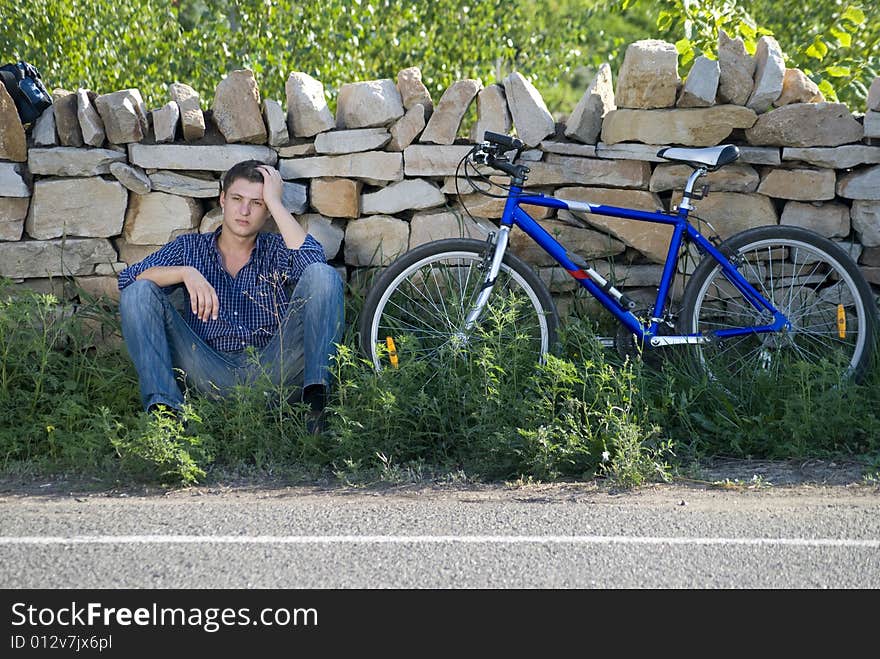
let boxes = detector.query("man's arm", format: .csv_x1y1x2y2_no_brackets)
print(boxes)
256,164,308,250
136,265,193,287
118,239,186,291
117,239,219,323
136,266,219,322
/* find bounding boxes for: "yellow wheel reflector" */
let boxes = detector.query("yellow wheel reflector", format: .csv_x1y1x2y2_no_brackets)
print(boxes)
385,336,399,368
837,304,846,339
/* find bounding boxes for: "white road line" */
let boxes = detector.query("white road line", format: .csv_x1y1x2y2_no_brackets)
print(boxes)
0,535,877,548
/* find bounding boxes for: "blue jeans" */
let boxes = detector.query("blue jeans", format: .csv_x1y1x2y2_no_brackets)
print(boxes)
119,263,345,412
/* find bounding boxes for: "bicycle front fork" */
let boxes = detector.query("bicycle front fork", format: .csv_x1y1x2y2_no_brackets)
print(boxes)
463,227,511,331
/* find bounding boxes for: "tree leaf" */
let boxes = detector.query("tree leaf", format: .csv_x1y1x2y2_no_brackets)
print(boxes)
675,37,693,56
817,78,838,101
805,38,829,60
739,22,757,40
825,65,852,78
657,10,673,32
841,6,866,26
829,25,852,48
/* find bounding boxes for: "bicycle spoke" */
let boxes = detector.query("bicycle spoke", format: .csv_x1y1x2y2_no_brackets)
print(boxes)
363,245,555,370
383,295,446,333
388,280,450,329
406,271,458,331
708,340,768,380
685,228,874,385
428,263,455,329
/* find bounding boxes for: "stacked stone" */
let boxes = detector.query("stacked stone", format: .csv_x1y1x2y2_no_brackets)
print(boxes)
1,39,879,315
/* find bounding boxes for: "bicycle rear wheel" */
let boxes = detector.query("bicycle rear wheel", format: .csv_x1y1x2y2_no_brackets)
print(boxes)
359,238,559,370
679,225,877,383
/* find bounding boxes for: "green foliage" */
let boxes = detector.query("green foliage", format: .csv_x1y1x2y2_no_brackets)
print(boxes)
1,276,878,489
747,1,878,104
0,0,652,116
1,0,875,117
655,357,880,461
327,314,670,484
106,405,208,485
0,281,139,472
623,0,880,107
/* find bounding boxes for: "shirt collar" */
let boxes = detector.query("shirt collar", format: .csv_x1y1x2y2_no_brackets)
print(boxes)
209,227,224,268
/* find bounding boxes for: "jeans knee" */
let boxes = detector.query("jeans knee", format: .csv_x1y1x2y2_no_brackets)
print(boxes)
119,279,162,318
297,263,343,298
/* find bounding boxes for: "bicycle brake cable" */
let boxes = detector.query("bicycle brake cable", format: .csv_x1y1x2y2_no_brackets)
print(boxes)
468,154,516,198
454,148,486,228
456,145,516,199
454,147,516,229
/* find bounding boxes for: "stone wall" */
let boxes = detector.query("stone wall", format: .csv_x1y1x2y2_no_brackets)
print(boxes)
2,33,880,316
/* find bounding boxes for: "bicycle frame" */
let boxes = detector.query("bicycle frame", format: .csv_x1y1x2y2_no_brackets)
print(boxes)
472,177,792,347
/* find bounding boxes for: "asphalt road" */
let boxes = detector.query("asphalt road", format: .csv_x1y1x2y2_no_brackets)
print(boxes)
1,480,878,588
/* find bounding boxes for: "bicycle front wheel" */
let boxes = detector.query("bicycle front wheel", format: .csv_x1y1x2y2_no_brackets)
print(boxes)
359,238,559,370
679,225,877,383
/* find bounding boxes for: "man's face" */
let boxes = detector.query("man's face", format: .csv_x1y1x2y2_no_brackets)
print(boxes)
219,177,270,239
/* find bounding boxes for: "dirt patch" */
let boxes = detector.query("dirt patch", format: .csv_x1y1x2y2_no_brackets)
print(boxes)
684,457,873,487
0,457,874,500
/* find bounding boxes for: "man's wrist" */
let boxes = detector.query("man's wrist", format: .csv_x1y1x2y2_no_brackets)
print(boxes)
266,199,289,217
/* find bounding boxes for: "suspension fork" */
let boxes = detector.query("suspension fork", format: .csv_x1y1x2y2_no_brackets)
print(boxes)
463,226,511,330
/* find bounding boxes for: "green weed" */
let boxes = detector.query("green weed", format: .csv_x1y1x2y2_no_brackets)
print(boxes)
1,277,878,489
105,405,208,486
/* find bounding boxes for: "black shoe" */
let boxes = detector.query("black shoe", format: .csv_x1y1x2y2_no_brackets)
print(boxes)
302,384,328,436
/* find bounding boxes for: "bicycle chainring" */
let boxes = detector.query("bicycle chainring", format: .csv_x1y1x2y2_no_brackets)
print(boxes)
614,313,676,368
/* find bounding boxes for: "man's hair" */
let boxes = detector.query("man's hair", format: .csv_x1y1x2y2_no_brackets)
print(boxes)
221,159,265,192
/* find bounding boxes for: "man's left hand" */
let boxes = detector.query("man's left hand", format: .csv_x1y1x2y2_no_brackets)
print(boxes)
257,163,308,248
257,165,284,207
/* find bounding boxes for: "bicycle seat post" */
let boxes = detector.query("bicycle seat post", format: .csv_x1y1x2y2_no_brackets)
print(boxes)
679,167,708,212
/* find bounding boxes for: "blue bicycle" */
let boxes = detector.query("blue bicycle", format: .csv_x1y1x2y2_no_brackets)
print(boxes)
359,131,877,383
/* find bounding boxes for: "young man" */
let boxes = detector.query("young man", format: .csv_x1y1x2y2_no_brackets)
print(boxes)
117,160,344,433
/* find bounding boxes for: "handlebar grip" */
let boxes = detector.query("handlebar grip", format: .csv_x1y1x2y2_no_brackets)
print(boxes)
492,160,529,179
483,131,524,151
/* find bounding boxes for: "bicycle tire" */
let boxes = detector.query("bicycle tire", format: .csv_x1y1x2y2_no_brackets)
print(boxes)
359,238,559,370
679,225,877,383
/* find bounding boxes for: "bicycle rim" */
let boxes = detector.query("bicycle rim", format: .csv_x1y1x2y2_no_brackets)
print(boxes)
688,235,872,382
366,250,552,370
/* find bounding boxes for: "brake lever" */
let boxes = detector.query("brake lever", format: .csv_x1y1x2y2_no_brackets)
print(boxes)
472,141,505,166
471,141,492,164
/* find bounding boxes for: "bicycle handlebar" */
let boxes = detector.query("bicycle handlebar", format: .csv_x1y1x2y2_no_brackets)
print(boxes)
489,158,529,179
482,131,524,151
473,132,530,180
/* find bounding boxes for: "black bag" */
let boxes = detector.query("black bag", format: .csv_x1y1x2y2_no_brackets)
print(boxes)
0,61,52,125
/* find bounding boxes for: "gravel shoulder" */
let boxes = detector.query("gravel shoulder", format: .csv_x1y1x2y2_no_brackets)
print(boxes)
0,458,876,506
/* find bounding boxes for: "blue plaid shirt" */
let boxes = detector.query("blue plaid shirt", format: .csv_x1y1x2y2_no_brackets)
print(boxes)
118,230,327,353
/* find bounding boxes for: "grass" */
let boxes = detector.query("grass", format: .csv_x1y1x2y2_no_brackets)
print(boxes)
1,276,879,489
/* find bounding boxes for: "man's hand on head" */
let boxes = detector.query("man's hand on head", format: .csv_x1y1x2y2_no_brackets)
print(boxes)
256,165,284,209
255,163,308,249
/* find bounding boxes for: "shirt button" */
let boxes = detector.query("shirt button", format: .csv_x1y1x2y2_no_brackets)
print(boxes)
234,311,238,316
